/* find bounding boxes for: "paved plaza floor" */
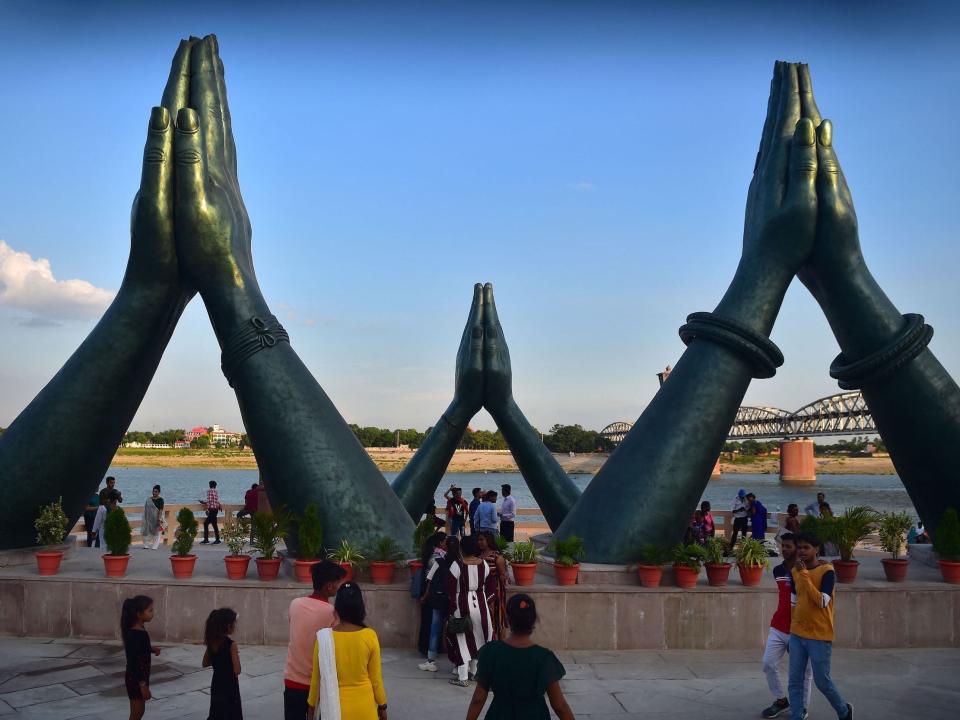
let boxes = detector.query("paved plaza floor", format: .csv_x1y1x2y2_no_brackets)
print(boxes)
0,637,957,719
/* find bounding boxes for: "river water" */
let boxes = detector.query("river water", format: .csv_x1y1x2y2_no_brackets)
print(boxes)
104,466,919,520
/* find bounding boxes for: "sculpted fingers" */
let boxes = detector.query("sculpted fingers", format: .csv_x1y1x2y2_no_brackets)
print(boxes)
767,62,801,200
798,64,822,126
175,108,207,209
785,118,817,210
755,61,784,172
160,38,194,119
190,36,229,185
469,282,484,373
138,107,174,218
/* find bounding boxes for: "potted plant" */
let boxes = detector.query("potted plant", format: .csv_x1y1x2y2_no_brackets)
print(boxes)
813,506,878,583
327,539,366,582
703,536,732,587
293,504,324,583
102,506,132,577
878,511,913,582
506,540,539,586
409,517,436,576
547,535,584,586
368,536,405,584
672,543,706,588
251,509,288,581
933,507,960,584
34,497,69,576
223,517,252,580
636,545,672,588
170,507,199,579
734,537,769,587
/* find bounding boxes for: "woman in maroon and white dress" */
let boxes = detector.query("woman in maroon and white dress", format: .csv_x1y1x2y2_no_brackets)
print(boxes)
446,535,494,687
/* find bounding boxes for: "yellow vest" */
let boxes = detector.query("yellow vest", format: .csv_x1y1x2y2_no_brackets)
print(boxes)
790,563,836,641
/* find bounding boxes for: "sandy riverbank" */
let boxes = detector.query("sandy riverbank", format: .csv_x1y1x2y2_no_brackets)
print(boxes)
111,448,897,474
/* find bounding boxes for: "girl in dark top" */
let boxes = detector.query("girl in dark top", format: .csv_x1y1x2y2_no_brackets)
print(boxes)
466,594,573,720
203,608,242,719
121,595,161,720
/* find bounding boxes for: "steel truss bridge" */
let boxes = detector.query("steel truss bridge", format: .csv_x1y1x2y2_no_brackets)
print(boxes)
600,390,876,445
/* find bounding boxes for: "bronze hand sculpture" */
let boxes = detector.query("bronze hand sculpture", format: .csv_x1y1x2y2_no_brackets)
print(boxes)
0,40,198,549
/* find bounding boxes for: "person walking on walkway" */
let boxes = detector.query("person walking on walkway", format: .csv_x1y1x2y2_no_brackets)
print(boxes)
203,608,242,719
788,532,853,720
497,484,516,542
477,531,508,640
141,485,164,550
760,533,812,718
121,595,160,720
446,535,494,687
729,489,750,551
99,475,123,506
465,594,574,720
200,480,222,544
418,534,452,671
284,560,346,719
308,582,388,720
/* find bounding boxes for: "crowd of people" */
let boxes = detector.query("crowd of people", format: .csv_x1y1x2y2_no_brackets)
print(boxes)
443,482,517,541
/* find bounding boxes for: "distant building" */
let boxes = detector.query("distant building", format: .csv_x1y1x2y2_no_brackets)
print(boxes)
182,424,242,447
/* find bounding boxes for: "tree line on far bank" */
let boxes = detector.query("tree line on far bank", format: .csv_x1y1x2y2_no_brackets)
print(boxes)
349,423,616,453
723,436,886,456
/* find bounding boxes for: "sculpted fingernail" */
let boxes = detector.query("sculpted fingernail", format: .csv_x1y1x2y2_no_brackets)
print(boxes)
177,108,199,133
819,120,833,148
149,106,169,131
797,118,815,146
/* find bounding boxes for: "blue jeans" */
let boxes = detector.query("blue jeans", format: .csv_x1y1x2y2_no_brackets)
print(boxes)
788,635,849,719
427,609,445,660
450,516,465,538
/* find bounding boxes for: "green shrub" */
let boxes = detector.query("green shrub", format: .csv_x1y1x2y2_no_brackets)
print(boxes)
251,509,289,559
222,517,250,557
34,497,69,547
296,504,324,559
412,517,436,555
369,536,405,563
327,539,366,568
703,536,729,565
878,511,913,560
547,535,584,567
734,537,770,568
506,540,539,564
672,543,706,570
637,544,673,566
171,507,198,557
934,507,960,561
104,507,132,556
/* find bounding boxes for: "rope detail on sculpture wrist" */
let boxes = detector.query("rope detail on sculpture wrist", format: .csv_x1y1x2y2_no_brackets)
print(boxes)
678,311,784,379
220,315,290,387
829,313,932,390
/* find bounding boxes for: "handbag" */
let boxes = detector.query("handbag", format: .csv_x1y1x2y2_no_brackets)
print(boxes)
445,615,473,635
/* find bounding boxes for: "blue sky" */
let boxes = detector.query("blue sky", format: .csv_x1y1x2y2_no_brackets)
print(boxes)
1,0,958,434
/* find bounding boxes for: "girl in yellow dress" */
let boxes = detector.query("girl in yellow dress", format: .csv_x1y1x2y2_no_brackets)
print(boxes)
308,582,387,720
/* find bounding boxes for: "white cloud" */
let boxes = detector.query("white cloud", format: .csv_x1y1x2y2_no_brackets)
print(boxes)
0,240,113,320
567,180,594,191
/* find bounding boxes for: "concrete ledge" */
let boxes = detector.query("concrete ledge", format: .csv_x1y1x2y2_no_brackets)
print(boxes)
1,548,957,650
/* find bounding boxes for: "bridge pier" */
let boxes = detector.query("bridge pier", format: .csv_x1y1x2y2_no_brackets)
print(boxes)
780,439,815,484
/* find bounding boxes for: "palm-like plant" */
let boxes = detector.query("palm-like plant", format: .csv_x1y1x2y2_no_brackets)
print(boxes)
809,505,878,561
878,511,913,560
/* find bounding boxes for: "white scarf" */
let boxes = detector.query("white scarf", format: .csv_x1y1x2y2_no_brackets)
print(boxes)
315,628,340,720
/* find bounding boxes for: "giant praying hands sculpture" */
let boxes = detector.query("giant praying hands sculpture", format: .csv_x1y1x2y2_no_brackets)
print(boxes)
1,41,957,563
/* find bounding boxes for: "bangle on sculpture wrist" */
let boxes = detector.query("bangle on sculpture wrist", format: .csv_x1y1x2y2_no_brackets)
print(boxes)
440,413,464,433
220,315,290,387
830,313,932,390
678,311,784,379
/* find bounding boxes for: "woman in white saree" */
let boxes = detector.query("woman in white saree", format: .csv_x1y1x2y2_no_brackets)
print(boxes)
141,485,164,550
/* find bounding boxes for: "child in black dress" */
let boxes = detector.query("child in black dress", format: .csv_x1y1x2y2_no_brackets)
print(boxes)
121,595,161,720
202,607,242,719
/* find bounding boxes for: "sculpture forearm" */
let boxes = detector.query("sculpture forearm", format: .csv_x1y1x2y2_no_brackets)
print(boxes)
489,397,581,531
0,284,188,548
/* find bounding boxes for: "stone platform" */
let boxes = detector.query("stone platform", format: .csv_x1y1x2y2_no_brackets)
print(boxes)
1,546,958,651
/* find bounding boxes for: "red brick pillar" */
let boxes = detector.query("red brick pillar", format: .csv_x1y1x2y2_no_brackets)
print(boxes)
780,439,815,484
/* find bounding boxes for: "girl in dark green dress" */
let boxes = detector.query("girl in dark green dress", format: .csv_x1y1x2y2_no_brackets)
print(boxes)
466,594,574,720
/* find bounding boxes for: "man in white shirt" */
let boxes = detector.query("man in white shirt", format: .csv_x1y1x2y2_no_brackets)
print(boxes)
804,493,826,518
728,489,750,552
498,484,517,542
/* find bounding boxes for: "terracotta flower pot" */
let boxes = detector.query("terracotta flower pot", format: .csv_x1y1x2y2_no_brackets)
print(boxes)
705,562,732,587
256,557,282,581
833,559,859,584
294,559,321,583
511,562,537,586
881,558,909,582
554,563,580,586
636,564,663,588
673,564,699,588
170,554,197,579
369,561,397,585
224,555,251,580
103,554,130,578
939,559,960,584
408,560,424,576
338,562,355,582
35,550,64,576
737,563,764,587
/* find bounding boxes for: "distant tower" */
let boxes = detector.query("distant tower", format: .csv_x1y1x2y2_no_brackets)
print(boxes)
656,365,673,387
